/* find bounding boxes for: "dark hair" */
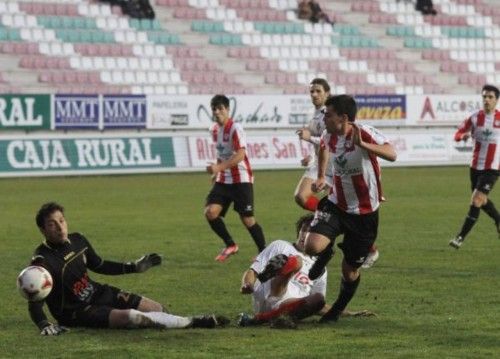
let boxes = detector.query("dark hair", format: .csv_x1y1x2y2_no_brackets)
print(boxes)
210,94,230,109
482,84,500,99
310,78,331,93
325,94,357,122
295,214,314,238
36,202,64,229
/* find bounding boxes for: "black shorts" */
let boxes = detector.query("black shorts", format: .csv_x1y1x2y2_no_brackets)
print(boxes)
58,285,142,328
206,182,254,217
310,199,379,268
470,168,499,194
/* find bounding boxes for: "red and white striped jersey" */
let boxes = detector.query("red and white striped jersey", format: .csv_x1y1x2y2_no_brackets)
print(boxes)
320,124,389,215
210,119,253,184
454,109,500,171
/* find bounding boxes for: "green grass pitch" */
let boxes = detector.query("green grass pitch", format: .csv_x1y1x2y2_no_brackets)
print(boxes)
1,167,499,358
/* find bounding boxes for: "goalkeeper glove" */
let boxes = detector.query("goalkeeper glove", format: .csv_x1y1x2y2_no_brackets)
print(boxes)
40,323,68,336
135,253,162,273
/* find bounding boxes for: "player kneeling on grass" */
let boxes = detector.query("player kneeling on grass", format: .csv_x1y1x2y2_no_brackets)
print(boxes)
26,202,228,336
238,214,374,328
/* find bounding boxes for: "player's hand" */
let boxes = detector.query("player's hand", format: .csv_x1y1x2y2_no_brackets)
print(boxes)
301,155,311,167
461,133,470,141
351,123,363,147
296,128,311,141
206,162,220,175
135,253,162,273
240,283,254,294
40,323,68,336
312,178,326,193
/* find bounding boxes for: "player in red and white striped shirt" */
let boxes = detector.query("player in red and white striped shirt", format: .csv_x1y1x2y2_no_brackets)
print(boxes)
450,84,500,249
304,95,397,322
204,95,266,261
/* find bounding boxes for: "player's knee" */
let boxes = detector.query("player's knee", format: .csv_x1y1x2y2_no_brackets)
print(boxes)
204,207,219,221
241,216,256,228
294,193,305,206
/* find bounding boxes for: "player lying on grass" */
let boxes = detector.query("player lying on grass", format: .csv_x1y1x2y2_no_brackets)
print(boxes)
26,202,228,336
238,214,374,327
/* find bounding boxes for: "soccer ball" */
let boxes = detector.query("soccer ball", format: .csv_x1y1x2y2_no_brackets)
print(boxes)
17,266,53,302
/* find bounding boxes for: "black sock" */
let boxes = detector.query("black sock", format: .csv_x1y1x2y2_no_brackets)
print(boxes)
458,205,481,238
330,275,361,316
247,223,266,252
208,217,235,247
481,200,500,224
309,243,334,280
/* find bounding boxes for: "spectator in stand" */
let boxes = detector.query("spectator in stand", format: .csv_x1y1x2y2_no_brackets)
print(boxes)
415,0,437,15
298,0,334,26
99,0,155,19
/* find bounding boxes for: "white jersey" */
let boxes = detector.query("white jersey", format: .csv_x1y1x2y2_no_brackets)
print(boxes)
302,106,334,184
320,124,389,214
210,119,253,184
250,240,327,313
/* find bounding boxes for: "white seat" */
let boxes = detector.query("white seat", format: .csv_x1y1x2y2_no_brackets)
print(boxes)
162,58,173,70
128,57,140,70
105,57,117,69
101,71,112,83
140,57,152,70
170,72,181,83
146,71,159,84
150,58,162,70
136,71,147,84
69,56,81,69
116,57,128,69
124,71,135,84
82,57,93,70
159,72,170,83
111,71,124,85
93,57,104,70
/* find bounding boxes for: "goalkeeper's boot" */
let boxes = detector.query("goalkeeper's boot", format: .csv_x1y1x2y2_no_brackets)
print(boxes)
361,249,379,269
215,244,239,262
191,314,228,328
449,235,464,249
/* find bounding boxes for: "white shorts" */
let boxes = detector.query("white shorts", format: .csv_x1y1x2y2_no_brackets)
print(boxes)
303,164,333,187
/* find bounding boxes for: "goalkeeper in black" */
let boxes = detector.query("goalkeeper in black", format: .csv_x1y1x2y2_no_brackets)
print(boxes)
27,202,227,336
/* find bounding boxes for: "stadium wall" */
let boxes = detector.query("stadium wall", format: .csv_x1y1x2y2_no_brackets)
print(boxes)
0,93,476,177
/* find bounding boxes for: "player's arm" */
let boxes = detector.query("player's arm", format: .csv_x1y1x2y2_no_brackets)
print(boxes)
82,235,161,275
454,117,472,142
353,124,397,162
296,127,321,146
240,268,257,294
312,136,329,192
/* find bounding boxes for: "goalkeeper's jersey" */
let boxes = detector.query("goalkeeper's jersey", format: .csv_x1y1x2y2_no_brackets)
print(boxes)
31,232,133,320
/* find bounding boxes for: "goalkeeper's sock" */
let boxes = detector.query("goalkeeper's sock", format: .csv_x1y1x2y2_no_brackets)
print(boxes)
248,223,266,252
128,310,191,329
208,217,235,247
254,298,307,322
458,205,480,238
303,196,319,212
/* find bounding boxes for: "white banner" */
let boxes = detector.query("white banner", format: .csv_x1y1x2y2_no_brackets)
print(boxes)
407,94,482,125
147,95,311,129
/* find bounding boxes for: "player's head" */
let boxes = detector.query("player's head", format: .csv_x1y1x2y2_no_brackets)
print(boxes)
210,94,231,125
481,84,499,113
295,214,314,252
36,202,68,245
323,94,357,134
309,78,330,109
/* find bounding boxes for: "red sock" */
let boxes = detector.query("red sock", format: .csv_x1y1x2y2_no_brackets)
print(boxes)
304,196,319,211
280,256,300,276
255,298,307,322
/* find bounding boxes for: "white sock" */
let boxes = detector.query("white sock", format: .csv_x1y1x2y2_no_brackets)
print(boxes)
128,309,192,329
